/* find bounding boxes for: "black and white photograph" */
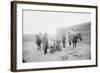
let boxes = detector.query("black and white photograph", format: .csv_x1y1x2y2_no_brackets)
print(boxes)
22,10,91,63
11,1,97,71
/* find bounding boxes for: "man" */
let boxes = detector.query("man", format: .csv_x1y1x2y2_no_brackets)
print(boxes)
62,35,66,48
42,33,48,55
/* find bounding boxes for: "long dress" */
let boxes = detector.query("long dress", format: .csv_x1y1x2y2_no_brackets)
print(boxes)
56,38,63,51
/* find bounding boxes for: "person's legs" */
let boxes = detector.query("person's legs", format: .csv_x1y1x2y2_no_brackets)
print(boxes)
44,44,48,55
63,41,66,48
69,40,71,46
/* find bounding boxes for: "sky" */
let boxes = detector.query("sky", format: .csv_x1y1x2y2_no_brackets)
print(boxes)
23,10,91,35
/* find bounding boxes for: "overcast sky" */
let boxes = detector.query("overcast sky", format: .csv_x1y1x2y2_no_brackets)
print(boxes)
23,10,91,35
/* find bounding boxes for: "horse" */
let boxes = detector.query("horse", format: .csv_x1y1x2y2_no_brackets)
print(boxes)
68,31,82,48
48,39,56,54
41,33,57,55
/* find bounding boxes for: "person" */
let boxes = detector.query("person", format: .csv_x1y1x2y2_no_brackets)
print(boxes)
62,35,66,48
56,36,63,51
42,33,49,55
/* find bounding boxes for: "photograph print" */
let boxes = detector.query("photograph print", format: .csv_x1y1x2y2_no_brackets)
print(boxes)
23,10,91,63
11,1,97,72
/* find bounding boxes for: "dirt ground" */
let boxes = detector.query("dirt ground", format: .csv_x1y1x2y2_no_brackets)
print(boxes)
23,40,91,63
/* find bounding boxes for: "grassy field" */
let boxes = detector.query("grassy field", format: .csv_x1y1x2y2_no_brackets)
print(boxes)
22,22,91,63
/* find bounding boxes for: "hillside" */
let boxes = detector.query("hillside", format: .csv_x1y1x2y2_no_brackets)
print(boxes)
57,22,91,44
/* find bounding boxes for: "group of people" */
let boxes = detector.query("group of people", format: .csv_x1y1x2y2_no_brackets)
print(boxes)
35,33,66,55
35,31,82,55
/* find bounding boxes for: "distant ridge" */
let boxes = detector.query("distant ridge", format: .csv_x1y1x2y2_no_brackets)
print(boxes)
57,22,91,35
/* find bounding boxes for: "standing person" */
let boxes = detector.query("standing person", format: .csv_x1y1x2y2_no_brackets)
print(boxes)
56,36,63,51
62,35,66,48
42,33,48,55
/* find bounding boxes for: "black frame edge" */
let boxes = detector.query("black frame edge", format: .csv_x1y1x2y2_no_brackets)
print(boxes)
11,1,17,72
96,6,98,67
12,1,97,8
15,65,97,72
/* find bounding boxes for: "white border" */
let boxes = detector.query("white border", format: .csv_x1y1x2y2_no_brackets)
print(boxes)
17,3,96,69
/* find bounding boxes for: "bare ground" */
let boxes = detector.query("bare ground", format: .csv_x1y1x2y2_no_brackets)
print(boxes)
23,40,91,63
